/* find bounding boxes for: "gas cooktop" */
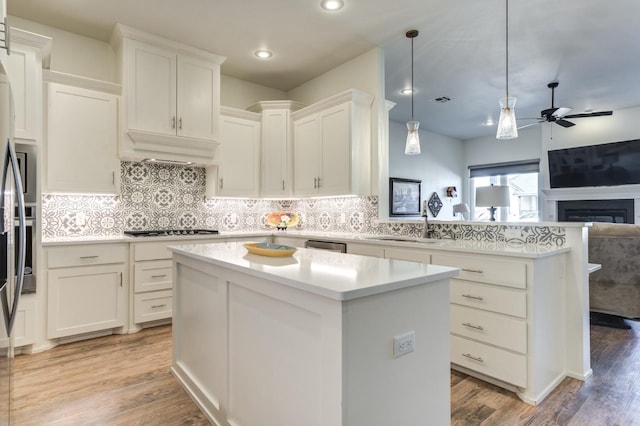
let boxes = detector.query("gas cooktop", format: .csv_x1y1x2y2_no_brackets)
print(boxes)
124,229,220,237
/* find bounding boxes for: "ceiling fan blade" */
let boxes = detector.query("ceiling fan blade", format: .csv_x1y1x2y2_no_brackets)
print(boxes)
564,111,613,119
517,122,542,130
541,107,559,118
556,119,575,128
553,107,572,117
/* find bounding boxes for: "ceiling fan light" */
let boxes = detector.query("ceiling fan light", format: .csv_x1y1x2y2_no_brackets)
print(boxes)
405,120,421,155
496,97,518,139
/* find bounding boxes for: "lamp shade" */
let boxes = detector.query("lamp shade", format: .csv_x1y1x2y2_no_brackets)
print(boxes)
475,185,510,207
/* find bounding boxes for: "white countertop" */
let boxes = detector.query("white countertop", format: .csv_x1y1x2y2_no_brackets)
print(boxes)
169,241,459,301
42,229,570,258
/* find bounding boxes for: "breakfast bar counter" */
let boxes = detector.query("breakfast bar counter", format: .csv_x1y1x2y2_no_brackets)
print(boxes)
169,241,459,426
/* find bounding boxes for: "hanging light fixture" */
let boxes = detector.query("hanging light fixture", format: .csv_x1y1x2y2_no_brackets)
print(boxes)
405,29,421,155
496,0,518,139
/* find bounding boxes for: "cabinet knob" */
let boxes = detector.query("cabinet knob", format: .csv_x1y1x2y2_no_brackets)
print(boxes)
220,178,224,190
172,116,176,129
178,117,183,130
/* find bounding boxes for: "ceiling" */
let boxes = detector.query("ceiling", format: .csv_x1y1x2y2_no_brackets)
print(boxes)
8,0,640,140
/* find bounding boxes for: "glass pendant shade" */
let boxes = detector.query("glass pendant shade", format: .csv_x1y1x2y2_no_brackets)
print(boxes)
496,96,518,139
405,120,421,155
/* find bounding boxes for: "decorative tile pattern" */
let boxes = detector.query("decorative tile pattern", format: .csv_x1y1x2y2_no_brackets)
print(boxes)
41,162,566,247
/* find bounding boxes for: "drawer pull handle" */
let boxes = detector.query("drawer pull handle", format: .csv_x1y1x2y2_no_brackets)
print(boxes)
80,255,99,259
462,268,483,273
462,322,484,331
151,274,168,278
462,353,484,363
461,294,484,301
151,304,167,309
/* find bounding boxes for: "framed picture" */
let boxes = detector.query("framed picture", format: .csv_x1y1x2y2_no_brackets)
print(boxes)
389,178,422,216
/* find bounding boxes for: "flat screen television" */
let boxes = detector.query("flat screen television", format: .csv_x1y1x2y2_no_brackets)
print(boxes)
548,139,640,188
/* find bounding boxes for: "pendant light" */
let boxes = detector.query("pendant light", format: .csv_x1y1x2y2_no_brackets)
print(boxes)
405,29,421,155
496,0,518,139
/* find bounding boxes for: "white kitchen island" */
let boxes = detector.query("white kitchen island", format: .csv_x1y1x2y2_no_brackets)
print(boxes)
169,241,459,426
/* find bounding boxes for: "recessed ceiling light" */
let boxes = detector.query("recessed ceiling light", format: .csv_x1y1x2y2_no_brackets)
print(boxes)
321,0,344,11
255,50,273,59
400,88,415,95
484,119,495,126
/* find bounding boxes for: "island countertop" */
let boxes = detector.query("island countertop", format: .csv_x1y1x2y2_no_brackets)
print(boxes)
169,241,459,301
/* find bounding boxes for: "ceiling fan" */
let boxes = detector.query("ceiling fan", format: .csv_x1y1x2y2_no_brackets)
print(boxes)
519,81,613,129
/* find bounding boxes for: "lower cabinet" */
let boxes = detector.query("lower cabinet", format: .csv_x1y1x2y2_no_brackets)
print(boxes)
47,243,128,339
0,294,36,347
131,237,270,327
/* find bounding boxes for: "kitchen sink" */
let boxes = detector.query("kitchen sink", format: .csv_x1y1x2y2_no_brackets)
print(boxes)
366,236,439,243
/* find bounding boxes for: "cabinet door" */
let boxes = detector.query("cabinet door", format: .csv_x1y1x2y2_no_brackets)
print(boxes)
5,42,38,141
47,264,125,338
47,83,119,193
177,55,220,141
293,114,319,196
0,295,35,347
261,109,291,197
218,114,261,197
318,103,351,196
127,40,177,136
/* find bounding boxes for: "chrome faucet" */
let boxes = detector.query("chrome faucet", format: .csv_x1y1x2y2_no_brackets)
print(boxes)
422,202,434,239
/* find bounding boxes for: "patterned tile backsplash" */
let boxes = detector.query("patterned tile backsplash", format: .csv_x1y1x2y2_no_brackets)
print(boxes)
41,162,565,246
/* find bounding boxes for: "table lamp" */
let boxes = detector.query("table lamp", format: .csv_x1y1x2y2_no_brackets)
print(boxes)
475,185,510,221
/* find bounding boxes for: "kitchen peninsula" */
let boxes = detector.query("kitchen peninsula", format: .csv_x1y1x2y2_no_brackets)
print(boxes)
169,241,459,426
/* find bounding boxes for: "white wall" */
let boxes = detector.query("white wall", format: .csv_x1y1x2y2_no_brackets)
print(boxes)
286,48,382,105
389,120,464,220
461,126,542,209
220,74,287,109
9,16,117,82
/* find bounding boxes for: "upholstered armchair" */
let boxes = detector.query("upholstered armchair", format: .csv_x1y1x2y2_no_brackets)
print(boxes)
588,222,640,328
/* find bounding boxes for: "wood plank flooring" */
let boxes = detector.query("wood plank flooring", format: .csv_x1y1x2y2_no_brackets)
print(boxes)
11,320,640,425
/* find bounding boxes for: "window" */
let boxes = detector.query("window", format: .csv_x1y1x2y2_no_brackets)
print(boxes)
469,160,540,222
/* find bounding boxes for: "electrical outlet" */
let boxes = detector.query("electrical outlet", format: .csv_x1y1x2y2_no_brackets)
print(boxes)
393,331,416,358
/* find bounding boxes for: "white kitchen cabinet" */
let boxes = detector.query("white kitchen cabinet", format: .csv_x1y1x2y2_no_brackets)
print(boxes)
292,89,373,197
432,251,566,405
47,244,128,339
0,294,36,348
45,82,120,193
206,107,261,198
5,29,51,142
111,25,226,164
130,237,270,329
247,100,304,197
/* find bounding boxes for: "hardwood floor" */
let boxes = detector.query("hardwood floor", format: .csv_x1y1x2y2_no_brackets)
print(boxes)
11,320,640,425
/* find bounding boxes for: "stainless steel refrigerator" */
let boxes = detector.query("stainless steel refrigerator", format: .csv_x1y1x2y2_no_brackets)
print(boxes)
0,59,28,425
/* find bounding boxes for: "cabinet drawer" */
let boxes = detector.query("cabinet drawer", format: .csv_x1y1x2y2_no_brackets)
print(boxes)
134,290,172,323
134,242,172,261
48,244,127,268
134,260,172,292
451,305,527,353
451,335,527,388
432,253,527,289
451,279,526,318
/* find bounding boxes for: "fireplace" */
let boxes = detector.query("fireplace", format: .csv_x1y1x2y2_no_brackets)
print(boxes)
557,199,635,224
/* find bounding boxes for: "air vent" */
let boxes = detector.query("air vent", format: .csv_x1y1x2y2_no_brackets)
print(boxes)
433,96,452,103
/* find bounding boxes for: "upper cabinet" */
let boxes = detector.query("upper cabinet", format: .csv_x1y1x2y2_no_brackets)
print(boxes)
206,107,261,198
247,100,304,198
5,29,51,143
292,89,373,197
45,81,120,194
110,24,226,165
